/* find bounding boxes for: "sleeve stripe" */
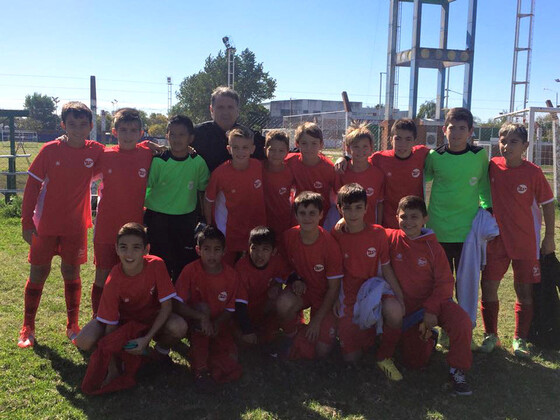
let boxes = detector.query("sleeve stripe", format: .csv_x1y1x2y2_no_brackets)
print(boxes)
205,196,215,203
539,197,555,206
235,299,249,304
226,308,235,312
96,316,119,325
327,274,344,280
381,260,390,266
27,171,43,183
173,295,184,303
159,292,177,303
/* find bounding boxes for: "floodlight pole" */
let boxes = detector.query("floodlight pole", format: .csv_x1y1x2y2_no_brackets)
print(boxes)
0,109,29,202
222,36,236,89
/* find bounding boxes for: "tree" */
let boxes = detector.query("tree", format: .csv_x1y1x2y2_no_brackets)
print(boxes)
417,100,436,119
172,48,276,125
23,93,60,129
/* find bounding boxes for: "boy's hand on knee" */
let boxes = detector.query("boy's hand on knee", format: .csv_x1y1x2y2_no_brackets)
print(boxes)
22,228,37,245
418,322,433,341
200,315,214,336
292,280,306,297
125,336,150,355
305,318,321,342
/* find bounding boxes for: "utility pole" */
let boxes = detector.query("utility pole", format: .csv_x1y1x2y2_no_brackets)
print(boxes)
222,36,236,88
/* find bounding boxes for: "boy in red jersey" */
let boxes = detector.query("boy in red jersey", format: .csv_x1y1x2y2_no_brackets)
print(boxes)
336,123,385,225
371,119,428,228
91,108,154,316
480,123,555,358
75,223,182,392
18,102,104,348
276,191,343,359
331,184,404,369
263,130,295,237
173,226,243,393
285,122,337,228
380,196,473,395
235,226,290,344
204,126,266,264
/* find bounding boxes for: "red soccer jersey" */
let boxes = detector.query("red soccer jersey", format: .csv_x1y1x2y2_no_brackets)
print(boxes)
489,157,554,259
262,165,296,237
285,153,336,222
331,224,390,316
281,226,343,310
94,143,153,244
386,228,454,316
205,159,267,252
22,139,104,235
370,145,429,228
235,253,290,318
335,164,385,225
174,259,239,319
96,255,176,325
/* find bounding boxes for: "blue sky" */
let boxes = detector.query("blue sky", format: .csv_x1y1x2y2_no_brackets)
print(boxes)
1,0,558,122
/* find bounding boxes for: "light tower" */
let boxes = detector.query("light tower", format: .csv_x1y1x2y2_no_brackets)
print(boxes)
167,77,172,114
222,36,236,89
509,0,534,114
385,0,478,121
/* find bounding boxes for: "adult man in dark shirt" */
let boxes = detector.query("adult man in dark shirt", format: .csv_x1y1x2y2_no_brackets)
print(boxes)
193,86,265,172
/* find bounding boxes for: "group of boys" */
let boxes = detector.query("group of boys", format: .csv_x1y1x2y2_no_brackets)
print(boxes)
18,89,555,396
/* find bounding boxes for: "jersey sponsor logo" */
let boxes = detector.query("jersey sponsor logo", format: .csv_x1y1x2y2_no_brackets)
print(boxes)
108,168,113,174
84,158,94,168
231,189,237,194
517,184,528,194
344,253,349,259
124,298,130,303
469,177,478,186
313,264,325,272
188,181,194,190
366,247,377,258
138,168,147,178
366,187,374,196
279,187,288,195
218,291,228,302
417,257,427,267
532,265,540,277
411,168,421,178
313,181,323,189
254,179,262,189
56,161,61,166
387,172,392,177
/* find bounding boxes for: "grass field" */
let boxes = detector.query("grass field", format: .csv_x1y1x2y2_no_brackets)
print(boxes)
1,141,560,419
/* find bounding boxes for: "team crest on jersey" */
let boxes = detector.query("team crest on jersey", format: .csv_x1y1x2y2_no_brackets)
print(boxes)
366,187,374,196
313,181,323,189
366,247,377,258
517,184,528,194
138,168,147,178
344,253,349,259
150,286,156,295
218,291,228,302
254,179,262,189
124,298,130,303
387,172,392,177
314,264,325,272
84,158,94,168
188,181,194,190
411,168,421,178
56,161,61,166
417,257,427,267
532,265,540,277
279,187,287,195
395,253,403,261
469,177,478,186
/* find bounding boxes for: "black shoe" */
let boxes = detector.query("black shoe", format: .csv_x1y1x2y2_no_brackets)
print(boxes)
194,371,217,394
449,369,472,396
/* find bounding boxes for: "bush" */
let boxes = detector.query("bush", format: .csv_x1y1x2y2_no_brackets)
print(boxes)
0,194,23,218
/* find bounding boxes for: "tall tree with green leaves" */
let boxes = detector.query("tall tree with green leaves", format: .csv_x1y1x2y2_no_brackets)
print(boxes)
23,93,60,129
172,48,276,125
417,100,436,119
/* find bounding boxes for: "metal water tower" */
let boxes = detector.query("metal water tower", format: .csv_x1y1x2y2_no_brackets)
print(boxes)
385,0,478,121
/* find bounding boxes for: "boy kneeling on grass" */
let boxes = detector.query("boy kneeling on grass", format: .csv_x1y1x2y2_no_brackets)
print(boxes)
75,223,186,394
379,196,473,396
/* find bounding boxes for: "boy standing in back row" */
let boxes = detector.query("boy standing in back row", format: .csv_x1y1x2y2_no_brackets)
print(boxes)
19,102,104,347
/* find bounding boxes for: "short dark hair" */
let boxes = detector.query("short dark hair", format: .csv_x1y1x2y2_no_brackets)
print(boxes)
265,129,290,149
61,101,92,124
391,118,417,139
397,195,427,217
249,226,276,247
167,115,194,134
196,225,226,248
498,122,528,143
337,183,367,207
211,86,240,107
295,122,323,144
113,108,143,130
294,191,323,213
444,107,474,129
116,222,148,247
227,125,254,144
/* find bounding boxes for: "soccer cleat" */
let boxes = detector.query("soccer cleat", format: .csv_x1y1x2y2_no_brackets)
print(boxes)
66,325,81,343
18,326,35,348
449,369,472,396
478,333,501,353
435,328,449,351
512,338,531,359
376,358,403,381
194,371,217,394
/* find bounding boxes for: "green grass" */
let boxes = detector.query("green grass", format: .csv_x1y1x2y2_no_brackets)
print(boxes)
2,144,560,419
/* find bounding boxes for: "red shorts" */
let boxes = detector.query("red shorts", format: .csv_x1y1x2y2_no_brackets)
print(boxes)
28,230,87,266
337,315,376,356
482,236,541,284
94,242,119,270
